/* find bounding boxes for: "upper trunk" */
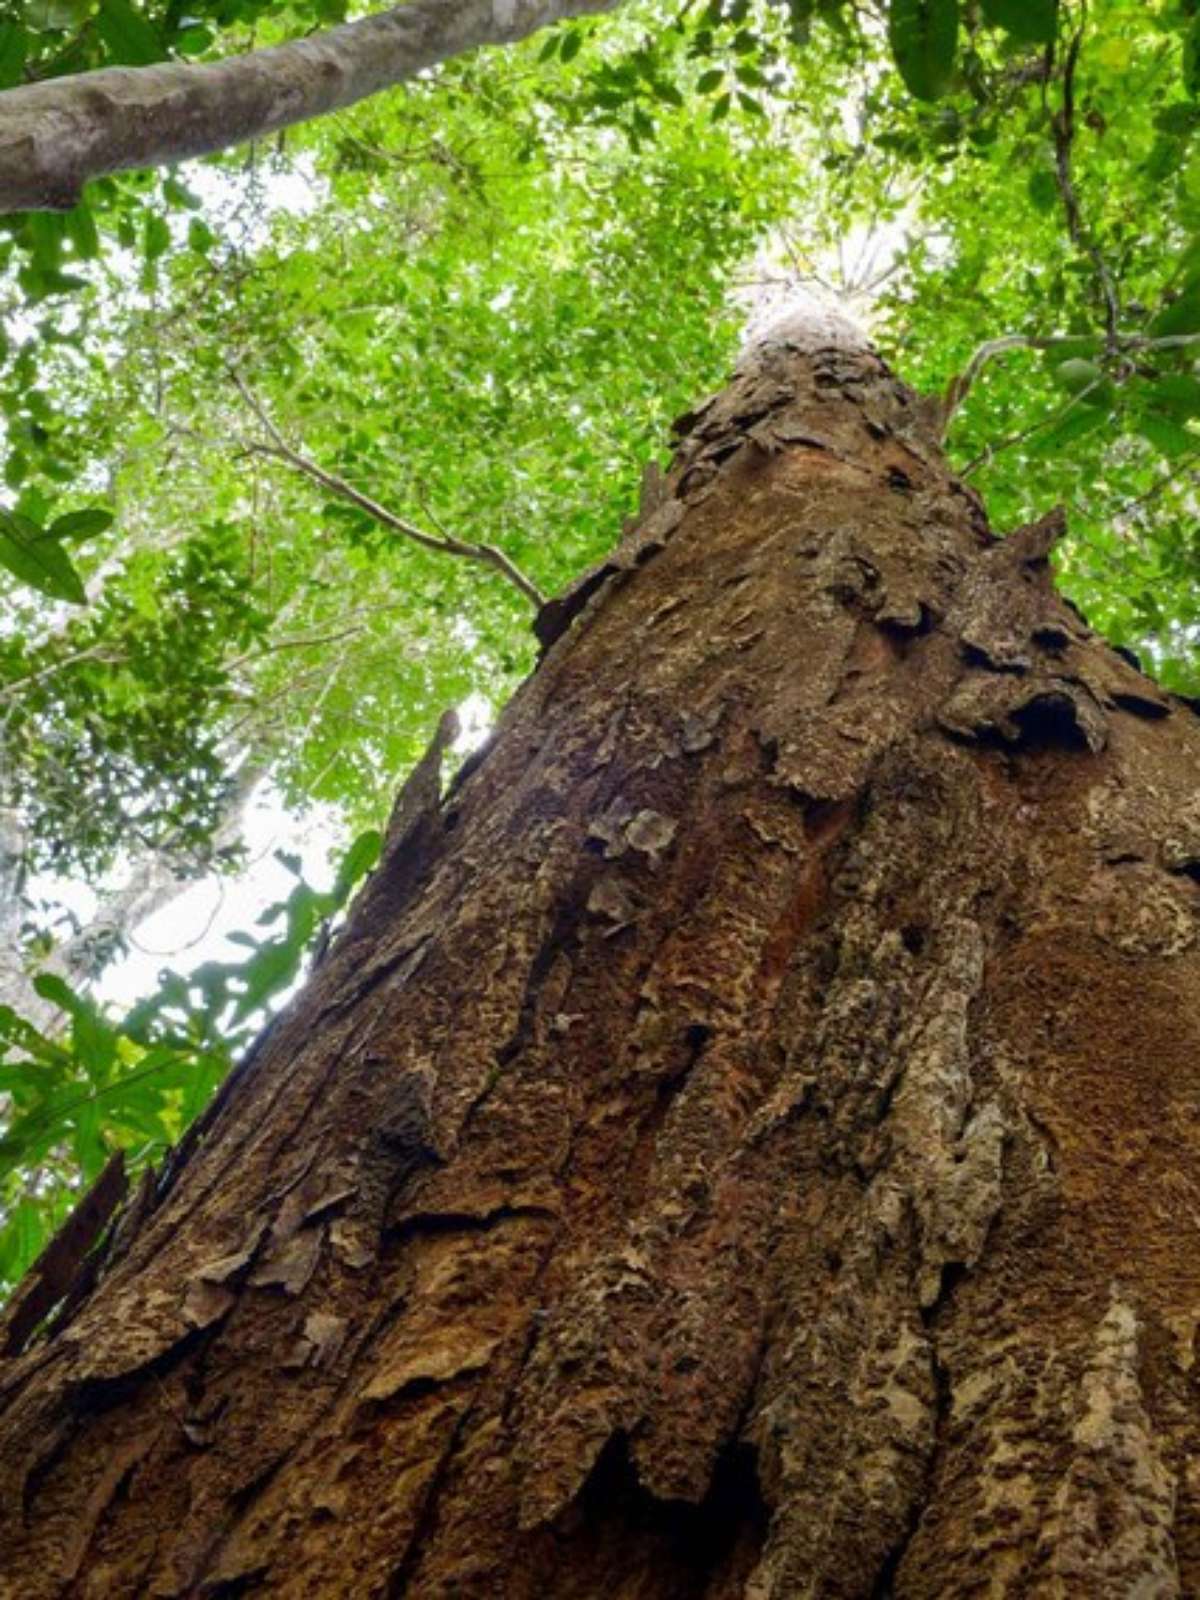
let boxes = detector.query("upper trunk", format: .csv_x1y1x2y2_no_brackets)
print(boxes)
3,320,1200,1598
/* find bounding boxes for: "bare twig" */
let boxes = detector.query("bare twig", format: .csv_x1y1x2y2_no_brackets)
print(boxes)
0,644,125,705
959,374,1108,478
230,373,544,609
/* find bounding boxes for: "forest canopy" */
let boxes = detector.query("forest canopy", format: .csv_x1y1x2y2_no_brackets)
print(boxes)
1,0,1197,1291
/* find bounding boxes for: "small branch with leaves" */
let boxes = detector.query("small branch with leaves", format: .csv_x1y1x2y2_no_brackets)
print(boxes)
230,373,545,610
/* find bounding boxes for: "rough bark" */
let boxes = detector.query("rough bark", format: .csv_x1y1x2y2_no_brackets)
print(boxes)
0,0,624,213
3,318,1200,1597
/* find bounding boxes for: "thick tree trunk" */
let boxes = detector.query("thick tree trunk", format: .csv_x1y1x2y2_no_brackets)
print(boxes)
3,318,1200,1597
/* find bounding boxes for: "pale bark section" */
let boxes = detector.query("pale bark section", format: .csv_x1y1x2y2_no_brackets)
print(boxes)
0,760,263,1030
0,807,34,1016
4,330,1200,1595
0,0,623,212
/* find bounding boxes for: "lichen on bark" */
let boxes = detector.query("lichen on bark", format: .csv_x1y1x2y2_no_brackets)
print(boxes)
3,319,1200,1597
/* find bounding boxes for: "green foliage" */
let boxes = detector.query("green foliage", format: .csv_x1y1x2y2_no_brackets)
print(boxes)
0,828,379,1294
797,0,1200,690
1,524,270,873
0,507,87,602
981,0,1058,47
889,0,959,103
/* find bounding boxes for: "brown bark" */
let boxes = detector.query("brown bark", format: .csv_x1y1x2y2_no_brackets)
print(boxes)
0,0,623,213
3,319,1200,1597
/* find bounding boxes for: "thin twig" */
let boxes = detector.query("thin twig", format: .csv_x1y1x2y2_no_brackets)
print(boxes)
230,372,545,609
960,374,1108,477
0,644,125,705
1111,450,1200,524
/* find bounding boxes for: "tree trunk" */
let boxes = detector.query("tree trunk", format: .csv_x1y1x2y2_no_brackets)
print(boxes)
3,315,1200,1598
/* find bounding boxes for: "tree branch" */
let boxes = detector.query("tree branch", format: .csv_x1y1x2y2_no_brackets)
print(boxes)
1050,17,1121,352
941,333,1089,430
0,0,623,213
232,373,545,609
942,330,1200,433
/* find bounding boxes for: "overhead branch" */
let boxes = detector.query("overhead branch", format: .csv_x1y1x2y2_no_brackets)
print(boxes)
232,374,545,609
941,329,1200,433
1050,19,1121,352
940,333,1089,431
0,0,623,213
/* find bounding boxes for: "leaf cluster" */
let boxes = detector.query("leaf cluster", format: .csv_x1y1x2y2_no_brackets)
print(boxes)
0,826,378,1293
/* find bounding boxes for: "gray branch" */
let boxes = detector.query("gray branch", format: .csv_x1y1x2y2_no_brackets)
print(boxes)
234,372,545,608
0,0,623,213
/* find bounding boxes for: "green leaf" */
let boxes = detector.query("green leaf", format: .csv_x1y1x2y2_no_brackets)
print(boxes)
1155,103,1200,137
0,1200,45,1286
1186,15,1200,100
0,24,28,89
696,68,724,93
31,977,116,1083
173,25,212,55
0,510,86,603
144,213,171,261
27,212,65,272
49,507,114,542
1028,168,1058,213
335,828,382,891
63,202,100,261
32,972,79,1013
96,0,165,65
1044,334,1102,361
1134,409,1197,459
232,940,301,1022
980,0,1056,45
0,1060,65,1099
888,0,959,103
163,176,201,210
1149,277,1200,336
38,269,88,296
559,28,583,63
1033,403,1110,452
177,1051,226,1126
28,0,89,30
1141,374,1200,417
1054,357,1110,403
